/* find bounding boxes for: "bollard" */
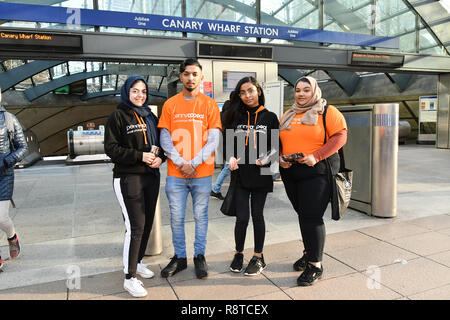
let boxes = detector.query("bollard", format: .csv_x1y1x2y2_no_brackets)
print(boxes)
146,104,164,255
145,195,163,255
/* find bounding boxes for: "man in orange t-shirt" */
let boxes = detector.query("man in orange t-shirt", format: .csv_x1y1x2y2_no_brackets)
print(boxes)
158,58,221,280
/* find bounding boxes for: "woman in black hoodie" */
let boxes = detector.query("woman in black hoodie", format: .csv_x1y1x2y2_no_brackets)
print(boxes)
104,75,165,298
223,76,279,276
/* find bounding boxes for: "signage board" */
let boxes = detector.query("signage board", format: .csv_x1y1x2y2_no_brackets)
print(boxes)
223,71,256,92
0,2,399,49
418,95,438,144
0,30,82,53
349,52,404,67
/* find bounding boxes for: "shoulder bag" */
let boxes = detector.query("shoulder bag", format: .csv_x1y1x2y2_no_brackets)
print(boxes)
220,171,237,217
323,106,353,221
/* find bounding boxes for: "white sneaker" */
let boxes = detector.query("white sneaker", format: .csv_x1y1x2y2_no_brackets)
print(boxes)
124,277,148,298
137,263,155,279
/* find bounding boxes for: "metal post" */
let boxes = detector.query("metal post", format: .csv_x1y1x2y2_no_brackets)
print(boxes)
256,0,261,43
371,104,398,218
145,104,163,255
370,0,376,50
93,0,100,33
181,0,187,38
415,14,420,54
437,74,450,149
145,196,163,255
319,0,324,46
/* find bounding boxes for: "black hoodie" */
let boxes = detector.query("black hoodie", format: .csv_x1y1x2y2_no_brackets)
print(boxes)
225,105,279,192
104,103,166,178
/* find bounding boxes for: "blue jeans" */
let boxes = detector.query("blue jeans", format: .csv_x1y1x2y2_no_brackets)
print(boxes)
165,175,212,258
212,162,230,193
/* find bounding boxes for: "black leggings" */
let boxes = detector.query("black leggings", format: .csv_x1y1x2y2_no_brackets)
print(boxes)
113,174,160,278
234,185,268,254
280,162,331,262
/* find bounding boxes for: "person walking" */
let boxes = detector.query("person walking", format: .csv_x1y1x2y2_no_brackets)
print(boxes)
0,86,28,270
104,75,165,297
158,58,222,279
223,76,279,276
210,92,234,200
210,162,230,200
279,76,347,286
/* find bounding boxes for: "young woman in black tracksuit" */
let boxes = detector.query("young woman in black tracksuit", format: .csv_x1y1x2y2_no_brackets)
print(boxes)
223,76,279,276
104,75,165,298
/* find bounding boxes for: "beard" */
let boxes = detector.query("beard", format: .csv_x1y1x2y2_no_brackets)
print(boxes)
185,86,195,92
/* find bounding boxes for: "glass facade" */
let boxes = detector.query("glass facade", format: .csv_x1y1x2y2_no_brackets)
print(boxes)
0,0,447,159
0,1,448,100
0,0,447,55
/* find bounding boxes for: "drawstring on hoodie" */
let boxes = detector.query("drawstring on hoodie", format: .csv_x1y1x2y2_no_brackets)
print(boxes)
245,106,265,149
132,110,149,146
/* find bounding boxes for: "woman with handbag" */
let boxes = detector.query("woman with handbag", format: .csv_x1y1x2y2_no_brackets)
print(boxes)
222,76,279,276
279,76,347,286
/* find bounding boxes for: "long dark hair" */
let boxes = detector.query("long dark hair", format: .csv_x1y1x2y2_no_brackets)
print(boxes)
222,76,265,129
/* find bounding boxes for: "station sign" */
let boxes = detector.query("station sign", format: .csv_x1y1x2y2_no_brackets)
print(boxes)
0,30,82,53
0,2,399,49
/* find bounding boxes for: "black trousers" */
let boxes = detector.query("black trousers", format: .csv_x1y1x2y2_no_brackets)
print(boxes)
113,174,160,278
234,184,268,254
280,162,331,262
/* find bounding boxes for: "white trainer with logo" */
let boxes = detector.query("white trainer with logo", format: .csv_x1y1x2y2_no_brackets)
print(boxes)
137,263,155,279
124,277,148,298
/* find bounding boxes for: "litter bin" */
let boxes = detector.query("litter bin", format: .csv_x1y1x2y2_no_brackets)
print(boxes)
338,103,398,218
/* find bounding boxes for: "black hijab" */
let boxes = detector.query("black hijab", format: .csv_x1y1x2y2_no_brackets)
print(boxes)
120,75,158,147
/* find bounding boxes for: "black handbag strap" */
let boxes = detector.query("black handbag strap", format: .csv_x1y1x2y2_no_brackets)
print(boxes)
322,105,345,171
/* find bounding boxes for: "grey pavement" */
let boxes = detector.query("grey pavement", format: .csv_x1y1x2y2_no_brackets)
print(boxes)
0,144,449,300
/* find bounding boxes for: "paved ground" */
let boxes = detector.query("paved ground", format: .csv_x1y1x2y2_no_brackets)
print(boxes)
0,144,449,301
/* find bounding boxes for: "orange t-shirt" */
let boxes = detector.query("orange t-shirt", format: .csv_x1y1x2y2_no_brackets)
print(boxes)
157,92,222,178
279,105,347,156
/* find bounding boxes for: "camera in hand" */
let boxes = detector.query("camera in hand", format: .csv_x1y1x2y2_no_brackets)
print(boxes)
282,152,304,163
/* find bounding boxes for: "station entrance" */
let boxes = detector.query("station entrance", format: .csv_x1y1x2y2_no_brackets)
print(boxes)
1,30,449,156
1,29,450,220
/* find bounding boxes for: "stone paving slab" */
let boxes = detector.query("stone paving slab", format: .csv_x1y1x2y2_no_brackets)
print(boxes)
0,145,449,301
0,214,448,301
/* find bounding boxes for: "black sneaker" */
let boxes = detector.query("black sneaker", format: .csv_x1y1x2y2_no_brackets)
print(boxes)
230,253,244,273
194,254,208,279
161,255,187,278
244,255,266,276
210,190,225,200
297,263,323,286
293,252,308,271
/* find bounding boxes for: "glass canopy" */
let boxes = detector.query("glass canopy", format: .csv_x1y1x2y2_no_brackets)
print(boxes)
0,0,448,55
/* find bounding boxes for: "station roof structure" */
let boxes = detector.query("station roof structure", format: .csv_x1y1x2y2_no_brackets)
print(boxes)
0,0,449,100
